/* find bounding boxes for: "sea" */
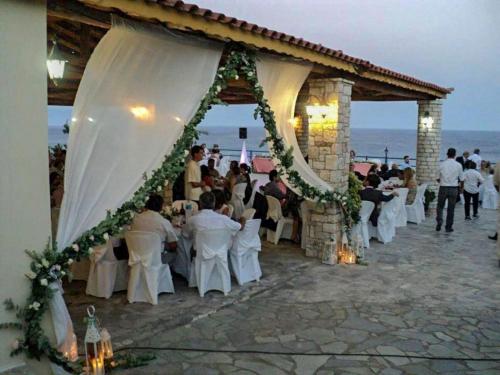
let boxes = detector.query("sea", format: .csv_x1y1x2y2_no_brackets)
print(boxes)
48,126,500,163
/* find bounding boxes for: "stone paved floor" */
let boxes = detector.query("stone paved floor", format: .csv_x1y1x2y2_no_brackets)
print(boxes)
65,207,500,374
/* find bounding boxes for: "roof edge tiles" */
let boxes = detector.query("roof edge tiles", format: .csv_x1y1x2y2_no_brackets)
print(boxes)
80,0,452,97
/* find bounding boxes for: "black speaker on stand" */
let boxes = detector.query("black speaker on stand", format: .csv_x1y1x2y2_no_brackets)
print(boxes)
239,127,247,139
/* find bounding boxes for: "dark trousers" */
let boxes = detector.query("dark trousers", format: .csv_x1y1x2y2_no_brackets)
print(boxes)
463,190,479,217
436,186,459,230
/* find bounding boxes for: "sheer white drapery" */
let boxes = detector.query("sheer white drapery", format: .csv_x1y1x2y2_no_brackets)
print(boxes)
52,18,222,354
255,54,332,195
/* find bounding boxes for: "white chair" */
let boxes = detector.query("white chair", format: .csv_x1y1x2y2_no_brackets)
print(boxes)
369,197,399,244
86,240,128,299
241,208,256,220
299,201,310,250
265,195,293,245
230,183,247,219
406,183,427,224
245,180,259,209
172,200,199,213
394,188,409,227
482,175,498,209
125,231,175,305
230,219,262,285
354,201,375,248
190,228,235,297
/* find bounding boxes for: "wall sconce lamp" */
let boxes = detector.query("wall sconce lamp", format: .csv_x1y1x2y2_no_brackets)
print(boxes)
421,111,434,129
305,95,338,124
47,39,67,84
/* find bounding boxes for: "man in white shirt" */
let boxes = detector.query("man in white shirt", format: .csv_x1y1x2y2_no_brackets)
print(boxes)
462,161,484,220
184,145,205,203
130,194,178,263
400,155,412,170
436,148,464,233
468,148,482,171
183,192,244,240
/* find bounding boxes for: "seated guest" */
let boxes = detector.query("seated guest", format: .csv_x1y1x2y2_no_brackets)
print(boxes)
130,194,177,263
213,189,230,217
363,165,381,187
225,160,239,180
201,165,214,191
402,167,418,205
400,155,412,170
387,163,401,178
261,169,286,201
378,164,390,180
360,174,399,227
183,192,244,240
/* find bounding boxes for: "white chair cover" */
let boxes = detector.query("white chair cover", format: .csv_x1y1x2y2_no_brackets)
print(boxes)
230,219,262,285
125,231,174,304
394,188,409,227
406,183,427,224
85,240,128,298
265,195,293,244
172,230,193,281
241,208,256,220
482,175,498,209
369,197,399,244
354,201,375,248
230,183,247,219
190,228,235,297
245,180,259,209
172,200,199,213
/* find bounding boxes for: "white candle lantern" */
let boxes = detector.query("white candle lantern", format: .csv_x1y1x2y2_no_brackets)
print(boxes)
354,233,364,260
100,328,113,360
322,235,337,265
84,306,105,375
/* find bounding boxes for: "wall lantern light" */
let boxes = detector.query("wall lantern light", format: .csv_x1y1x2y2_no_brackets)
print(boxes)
422,111,434,129
47,40,67,83
305,95,338,125
130,106,152,121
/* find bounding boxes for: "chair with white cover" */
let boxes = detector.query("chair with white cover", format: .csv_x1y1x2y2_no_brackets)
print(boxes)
482,175,498,209
394,188,409,227
125,231,174,305
172,200,198,213
241,208,256,220
230,183,247,219
369,197,399,244
406,183,427,224
230,219,262,285
265,195,293,245
191,228,235,297
353,201,375,248
86,240,128,299
245,180,259,209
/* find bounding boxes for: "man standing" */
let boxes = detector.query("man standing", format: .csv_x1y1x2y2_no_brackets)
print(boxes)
184,145,205,203
400,155,412,170
489,162,499,242
468,149,482,170
436,148,464,233
455,151,469,170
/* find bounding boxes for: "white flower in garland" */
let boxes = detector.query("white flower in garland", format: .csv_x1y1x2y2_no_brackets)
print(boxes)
88,247,94,255
215,85,222,93
234,74,239,80
54,264,61,271
11,339,19,350
26,271,37,280
67,258,73,265
103,233,110,241
157,185,163,192
35,263,42,269
89,235,95,241
41,259,49,268
72,244,79,252
61,270,66,276
29,302,41,311
247,71,254,77
39,278,48,287
184,150,189,157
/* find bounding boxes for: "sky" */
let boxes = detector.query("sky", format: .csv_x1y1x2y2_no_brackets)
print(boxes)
49,0,499,131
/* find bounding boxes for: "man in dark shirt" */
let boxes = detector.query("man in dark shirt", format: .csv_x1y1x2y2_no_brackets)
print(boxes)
261,169,286,200
360,174,399,226
455,151,469,170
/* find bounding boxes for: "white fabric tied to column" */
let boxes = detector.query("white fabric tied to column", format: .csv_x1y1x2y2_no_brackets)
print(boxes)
255,54,332,196
53,17,222,356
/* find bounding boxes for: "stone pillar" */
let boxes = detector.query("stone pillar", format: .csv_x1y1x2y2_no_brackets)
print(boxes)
301,78,353,258
294,84,310,158
416,100,443,209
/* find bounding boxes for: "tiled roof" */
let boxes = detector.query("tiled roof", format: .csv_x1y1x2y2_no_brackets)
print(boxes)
143,0,451,94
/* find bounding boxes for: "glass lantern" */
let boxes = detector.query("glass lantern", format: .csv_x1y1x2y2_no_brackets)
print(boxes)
84,306,105,375
100,328,113,360
322,235,337,265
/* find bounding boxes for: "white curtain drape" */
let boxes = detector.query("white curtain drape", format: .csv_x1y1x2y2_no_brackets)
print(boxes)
256,54,332,194
52,18,222,356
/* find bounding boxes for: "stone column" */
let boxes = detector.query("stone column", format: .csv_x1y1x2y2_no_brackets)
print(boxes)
416,100,443,209
294,84,310,158
301,78,353,258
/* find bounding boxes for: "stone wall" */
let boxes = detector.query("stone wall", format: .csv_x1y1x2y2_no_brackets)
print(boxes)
416,100,443,209
300,78,354,258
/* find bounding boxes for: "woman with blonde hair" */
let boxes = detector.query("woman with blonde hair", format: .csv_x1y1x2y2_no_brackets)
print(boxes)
403,167,417,205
